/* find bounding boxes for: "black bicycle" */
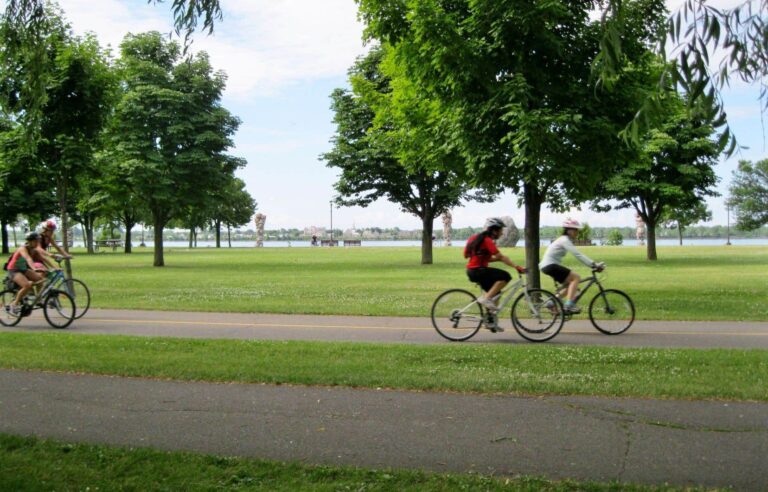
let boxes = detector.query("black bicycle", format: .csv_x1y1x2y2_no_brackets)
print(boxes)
553,263,635,335
1,268,76,329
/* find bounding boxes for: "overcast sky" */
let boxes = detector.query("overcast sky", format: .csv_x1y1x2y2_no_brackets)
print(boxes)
11,0,766,230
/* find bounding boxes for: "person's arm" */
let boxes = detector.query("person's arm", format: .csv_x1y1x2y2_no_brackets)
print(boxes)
48,238,72,259
493,252,525,271
563,238,596,267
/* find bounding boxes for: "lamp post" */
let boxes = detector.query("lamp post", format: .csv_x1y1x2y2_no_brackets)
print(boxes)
329,200,334,246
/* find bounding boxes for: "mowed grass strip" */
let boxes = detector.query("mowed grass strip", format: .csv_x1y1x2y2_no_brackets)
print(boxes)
0,434,691,492
2,333,767,401
66,245,767,320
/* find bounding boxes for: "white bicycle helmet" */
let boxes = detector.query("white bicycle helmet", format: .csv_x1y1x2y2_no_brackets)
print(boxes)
562,218,582,229
485,217,505,229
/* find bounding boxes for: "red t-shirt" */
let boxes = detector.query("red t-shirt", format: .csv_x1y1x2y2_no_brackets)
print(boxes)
464,233,499,269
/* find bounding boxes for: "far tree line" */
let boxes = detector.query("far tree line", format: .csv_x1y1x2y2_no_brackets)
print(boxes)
0,7,256,266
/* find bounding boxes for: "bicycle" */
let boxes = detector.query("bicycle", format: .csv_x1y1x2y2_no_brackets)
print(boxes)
431,270,565,342
50,256,91,319
0,268,76,329
553,263,635,334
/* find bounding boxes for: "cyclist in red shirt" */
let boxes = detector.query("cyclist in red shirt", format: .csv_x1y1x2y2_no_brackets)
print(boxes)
464,218,526,314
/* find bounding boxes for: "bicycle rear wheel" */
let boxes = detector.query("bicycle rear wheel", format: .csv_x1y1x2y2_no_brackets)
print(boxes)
589,289,635,335
63,278,90,319
431,289,483,341
511,288,564,342
43,289,75,329
0,289,22,327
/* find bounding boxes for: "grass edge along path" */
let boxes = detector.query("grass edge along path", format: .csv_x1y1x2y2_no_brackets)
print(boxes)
0,433,707,491
2,332,767,401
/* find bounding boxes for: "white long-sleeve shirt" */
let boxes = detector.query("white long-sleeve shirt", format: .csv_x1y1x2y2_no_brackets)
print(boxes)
539,235,595,269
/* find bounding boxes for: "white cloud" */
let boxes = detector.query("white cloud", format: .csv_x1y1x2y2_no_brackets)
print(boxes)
56,0,368,98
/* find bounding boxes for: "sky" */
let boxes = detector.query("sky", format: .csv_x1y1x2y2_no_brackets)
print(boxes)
14,0,767,231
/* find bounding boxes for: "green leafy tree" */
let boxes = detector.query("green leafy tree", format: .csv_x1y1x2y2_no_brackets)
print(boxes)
112,32,242,266
356,0,663,278
322,46,489,264
595,95,720,260
662,201,712,245
214,176,257,248
605,229,624,246
35,31,117,255
728,159,768,231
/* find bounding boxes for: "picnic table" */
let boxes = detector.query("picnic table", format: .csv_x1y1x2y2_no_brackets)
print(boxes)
95,239,124,252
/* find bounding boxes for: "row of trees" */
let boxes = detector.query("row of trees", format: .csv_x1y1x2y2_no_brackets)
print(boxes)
322,0,738,282
0,6,256,266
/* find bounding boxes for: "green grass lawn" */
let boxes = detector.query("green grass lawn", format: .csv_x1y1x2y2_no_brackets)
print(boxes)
60,245,767,320
3,333,767,401
0,434,697,492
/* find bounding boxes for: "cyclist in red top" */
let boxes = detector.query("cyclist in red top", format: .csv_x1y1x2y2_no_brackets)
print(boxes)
464,217,526,313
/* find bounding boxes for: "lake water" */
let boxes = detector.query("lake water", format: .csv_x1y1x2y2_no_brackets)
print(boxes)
106,238,768,248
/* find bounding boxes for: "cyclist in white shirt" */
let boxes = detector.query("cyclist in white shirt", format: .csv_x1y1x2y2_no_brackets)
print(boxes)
539,219,603,313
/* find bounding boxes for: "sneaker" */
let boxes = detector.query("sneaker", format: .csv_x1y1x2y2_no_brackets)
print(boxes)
7,304,20,317
477,297,498,312
564,303,581,314
484,313,504,333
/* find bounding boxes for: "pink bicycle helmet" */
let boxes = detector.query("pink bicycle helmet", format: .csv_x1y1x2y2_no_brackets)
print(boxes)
44,220,57,231
562,218,582,230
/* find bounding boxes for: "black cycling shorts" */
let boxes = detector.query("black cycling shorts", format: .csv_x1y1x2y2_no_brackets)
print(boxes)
541,264,571,284
466,267,511,293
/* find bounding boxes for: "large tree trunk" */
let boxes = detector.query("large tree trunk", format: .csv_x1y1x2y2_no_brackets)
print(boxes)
1,220,8,254
57,176,69,255
124,218,135,254
188,229,194,248
677,223,683,245
153,212,165,267
84,217,95,254
646,220,658,260
215,220,222,248
524,182,543,289
420,212,434,265
227,224,232,248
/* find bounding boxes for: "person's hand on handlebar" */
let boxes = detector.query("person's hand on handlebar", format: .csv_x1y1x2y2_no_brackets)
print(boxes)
515,265,527,274
592,262,605,272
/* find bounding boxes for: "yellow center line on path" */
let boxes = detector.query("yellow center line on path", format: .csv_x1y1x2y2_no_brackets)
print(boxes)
80,318,768,336
85,318,434,332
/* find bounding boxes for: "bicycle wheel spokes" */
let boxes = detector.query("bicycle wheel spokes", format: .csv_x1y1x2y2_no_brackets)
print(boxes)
431,289,483,342
0,289,22,327
589,289,635,335
43,290,75,329
64,278,91,319
511,288,564,342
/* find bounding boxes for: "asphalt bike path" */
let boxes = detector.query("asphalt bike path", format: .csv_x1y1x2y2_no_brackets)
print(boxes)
2,369,767,490
1,308,767,349
3,311,767,489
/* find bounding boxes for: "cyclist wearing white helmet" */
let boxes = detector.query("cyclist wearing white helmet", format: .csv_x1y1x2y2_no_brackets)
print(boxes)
38,220,72,260
540,218,603,313
464,217,526,317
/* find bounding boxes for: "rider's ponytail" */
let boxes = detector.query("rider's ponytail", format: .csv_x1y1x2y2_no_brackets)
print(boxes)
467,230,492,257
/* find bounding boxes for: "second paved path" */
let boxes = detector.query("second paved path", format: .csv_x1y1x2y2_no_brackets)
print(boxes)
2,369,767,491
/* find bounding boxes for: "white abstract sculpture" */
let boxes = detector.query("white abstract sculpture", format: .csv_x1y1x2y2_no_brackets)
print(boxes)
442,211,452,247
255,213,266,247
497,216,520,247
635,213,645,246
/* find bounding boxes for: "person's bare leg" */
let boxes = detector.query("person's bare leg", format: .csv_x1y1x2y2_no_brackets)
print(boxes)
12,273,32,306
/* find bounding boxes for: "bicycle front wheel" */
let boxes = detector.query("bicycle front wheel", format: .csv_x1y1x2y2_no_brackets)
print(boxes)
0,289,22,327
63,278,90,319
431,289,483,341
589,289,635,335
511,289,564,342
43,289,75,329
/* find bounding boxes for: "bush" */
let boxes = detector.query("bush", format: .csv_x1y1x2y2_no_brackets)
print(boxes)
605,229,624,246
